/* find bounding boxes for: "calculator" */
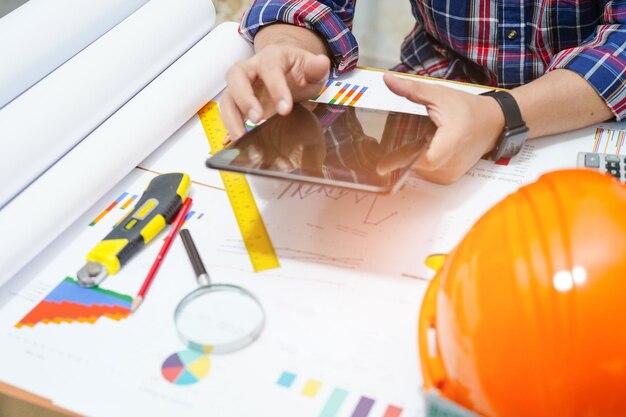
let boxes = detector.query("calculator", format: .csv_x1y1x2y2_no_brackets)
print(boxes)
577,153,626,183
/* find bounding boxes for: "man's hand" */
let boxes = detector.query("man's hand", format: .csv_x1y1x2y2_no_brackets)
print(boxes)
381,69,614,185
380,73,505,185
221,24,331,140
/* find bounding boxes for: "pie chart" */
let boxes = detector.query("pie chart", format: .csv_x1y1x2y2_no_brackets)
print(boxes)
161,350,211,385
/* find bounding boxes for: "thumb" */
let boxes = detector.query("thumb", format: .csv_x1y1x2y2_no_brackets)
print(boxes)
413,126,454,172
383,73,439,106
303,54,331,85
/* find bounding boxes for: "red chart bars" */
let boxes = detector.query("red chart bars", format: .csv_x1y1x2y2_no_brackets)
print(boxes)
15,277,132,328
276,370,404,417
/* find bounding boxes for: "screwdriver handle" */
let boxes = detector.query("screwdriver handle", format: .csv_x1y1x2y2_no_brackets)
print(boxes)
86,173,190,275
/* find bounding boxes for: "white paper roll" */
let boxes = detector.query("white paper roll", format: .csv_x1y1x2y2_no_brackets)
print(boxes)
0,0,216,208
0,22,253,286
0,0,150,109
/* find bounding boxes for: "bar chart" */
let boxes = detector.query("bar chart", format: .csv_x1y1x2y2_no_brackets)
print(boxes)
89,190,204,228
276,370,403,417
316,80,369,107
15,277,132,328
89,191,134,226
592,127,626,154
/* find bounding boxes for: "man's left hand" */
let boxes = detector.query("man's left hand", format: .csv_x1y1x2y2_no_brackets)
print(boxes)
379,73,505,184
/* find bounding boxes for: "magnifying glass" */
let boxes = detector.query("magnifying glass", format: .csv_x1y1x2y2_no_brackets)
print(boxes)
174,229,265,353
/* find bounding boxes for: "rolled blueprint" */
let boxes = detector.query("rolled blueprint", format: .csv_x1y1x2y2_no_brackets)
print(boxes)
0,0,149,109
0,22,253,286
0,0,216,208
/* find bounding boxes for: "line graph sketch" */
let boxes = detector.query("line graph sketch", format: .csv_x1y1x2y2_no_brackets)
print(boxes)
276,182,370,203
246,176,448,279
275,182,398,227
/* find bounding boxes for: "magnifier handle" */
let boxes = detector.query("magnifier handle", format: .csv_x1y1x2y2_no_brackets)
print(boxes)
179,229,209,282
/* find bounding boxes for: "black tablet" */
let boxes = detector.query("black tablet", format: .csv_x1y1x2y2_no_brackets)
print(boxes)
206,102,434,193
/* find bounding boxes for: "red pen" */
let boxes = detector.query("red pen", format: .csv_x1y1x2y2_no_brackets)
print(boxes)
131,197,193,313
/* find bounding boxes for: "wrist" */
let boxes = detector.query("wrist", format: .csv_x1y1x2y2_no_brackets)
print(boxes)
255,24,328,56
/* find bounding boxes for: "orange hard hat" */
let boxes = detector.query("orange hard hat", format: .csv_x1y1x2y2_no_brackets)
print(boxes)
419,169,626,417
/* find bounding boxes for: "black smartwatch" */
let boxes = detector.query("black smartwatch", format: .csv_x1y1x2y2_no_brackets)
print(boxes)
481,90,529,160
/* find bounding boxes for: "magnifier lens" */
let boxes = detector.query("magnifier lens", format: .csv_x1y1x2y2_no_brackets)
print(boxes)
175,285,264,353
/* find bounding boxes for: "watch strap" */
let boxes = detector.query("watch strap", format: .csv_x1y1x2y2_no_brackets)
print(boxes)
480,90,525,130
481,90,528,160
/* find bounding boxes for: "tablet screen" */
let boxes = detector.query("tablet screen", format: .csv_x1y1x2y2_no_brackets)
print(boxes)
207,102,434,193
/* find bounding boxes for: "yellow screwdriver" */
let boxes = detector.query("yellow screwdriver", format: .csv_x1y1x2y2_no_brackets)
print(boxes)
77,172,191,287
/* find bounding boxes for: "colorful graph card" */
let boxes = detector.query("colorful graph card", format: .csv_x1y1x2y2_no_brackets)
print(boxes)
276,371,403,417
592,127,626,154
317,80,368,107
16,277,132,328
315,80,333,99
161,350,211,386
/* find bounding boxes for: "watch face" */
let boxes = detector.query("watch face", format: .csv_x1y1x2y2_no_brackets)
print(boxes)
495,125,529,160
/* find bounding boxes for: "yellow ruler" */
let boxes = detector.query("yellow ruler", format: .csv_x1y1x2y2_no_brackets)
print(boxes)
197,101,279,272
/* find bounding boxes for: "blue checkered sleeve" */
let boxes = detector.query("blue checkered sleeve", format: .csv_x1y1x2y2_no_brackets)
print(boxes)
547,2,626,120
239,0,359,77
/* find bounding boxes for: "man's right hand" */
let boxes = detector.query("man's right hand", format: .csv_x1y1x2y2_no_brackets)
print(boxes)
221,24,331,140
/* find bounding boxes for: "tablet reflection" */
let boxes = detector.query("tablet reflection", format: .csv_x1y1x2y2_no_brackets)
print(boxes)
229,102,434,188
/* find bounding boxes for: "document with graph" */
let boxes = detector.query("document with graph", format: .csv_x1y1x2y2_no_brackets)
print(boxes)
0,167,427,417
0,56,618,417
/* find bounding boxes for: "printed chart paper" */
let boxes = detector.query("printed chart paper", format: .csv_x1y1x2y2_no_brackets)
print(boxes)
0,169,426,417
0,65,621,417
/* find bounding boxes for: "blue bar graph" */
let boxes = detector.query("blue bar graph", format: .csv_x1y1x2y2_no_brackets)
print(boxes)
277,371,297,388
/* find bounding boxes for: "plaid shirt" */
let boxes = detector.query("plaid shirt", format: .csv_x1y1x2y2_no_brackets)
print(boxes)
239,0,626,120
